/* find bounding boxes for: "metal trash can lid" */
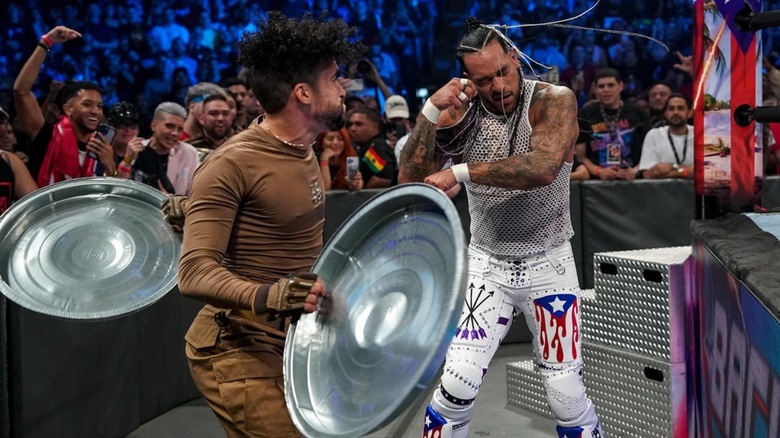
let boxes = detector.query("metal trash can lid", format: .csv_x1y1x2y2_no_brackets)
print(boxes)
284,183,467,437
0,177,181,320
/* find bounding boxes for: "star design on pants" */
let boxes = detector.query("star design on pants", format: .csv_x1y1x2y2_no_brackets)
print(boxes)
550,296,566,314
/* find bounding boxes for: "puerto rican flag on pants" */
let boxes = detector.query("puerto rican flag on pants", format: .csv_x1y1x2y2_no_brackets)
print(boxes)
533,293,580,364
423,405,456,438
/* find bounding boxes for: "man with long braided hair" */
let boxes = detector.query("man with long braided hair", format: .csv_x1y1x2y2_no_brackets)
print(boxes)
177,12,363,437
400,18,603,438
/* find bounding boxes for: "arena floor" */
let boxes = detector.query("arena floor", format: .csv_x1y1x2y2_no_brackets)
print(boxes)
126,342,558,438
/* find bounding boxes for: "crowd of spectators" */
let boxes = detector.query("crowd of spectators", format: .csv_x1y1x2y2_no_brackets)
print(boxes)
9,0,780,213
0,0,698,120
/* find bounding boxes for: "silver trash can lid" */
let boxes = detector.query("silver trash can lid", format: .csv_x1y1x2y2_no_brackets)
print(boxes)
284,183,467,437
0,177,181,320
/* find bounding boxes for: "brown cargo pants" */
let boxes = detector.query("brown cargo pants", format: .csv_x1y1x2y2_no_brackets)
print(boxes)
185,305,302,438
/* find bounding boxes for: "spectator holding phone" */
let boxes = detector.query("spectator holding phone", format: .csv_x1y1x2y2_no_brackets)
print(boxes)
89,123,119,176
13,25,117,185
347,57,393,112
105,101,145,179
315,127,363,191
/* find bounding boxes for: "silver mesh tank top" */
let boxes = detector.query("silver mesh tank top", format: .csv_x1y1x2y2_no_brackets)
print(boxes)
462,80,573,257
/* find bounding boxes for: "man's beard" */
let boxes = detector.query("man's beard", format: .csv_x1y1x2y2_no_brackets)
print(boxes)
668,117,687,129
74,115,97,133
318,107,346,132
206,126,227,139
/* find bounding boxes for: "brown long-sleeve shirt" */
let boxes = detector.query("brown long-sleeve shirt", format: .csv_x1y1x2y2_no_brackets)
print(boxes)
178,122,325,319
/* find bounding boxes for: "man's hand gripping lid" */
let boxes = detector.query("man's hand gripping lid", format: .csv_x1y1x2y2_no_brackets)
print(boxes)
266,272,323,322
160,195,188,231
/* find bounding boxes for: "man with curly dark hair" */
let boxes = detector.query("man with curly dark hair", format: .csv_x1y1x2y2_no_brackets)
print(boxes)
177,12,363,437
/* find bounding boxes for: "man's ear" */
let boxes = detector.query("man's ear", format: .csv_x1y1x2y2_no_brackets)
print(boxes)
294,83,312,105
62,102,73,117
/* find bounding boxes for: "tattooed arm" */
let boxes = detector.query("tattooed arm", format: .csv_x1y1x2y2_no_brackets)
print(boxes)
399,77,475,183
398,117,439,183
467,84,578,190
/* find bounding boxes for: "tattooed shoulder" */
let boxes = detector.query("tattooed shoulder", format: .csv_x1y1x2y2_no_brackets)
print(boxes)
533,85,576,115
529,82,546,108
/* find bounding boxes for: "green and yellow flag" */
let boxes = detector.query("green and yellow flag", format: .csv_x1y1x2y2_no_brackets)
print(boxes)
361,147,386,173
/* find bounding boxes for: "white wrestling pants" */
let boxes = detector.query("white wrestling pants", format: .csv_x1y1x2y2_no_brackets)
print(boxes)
422,242,603,438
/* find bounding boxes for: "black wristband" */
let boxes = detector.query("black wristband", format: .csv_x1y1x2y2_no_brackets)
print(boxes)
636,169,645,179
36,41,50,52
252,284,271,314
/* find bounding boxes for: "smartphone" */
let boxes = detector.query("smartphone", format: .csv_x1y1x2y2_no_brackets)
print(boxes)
346,156,359,180
345,78,365,92
98,123,117,144
90,123,116,160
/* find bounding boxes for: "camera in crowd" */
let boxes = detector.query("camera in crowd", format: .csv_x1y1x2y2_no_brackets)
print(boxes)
345,59,375,91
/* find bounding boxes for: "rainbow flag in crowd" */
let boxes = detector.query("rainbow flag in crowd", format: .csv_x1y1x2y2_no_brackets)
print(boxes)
362,147,386,173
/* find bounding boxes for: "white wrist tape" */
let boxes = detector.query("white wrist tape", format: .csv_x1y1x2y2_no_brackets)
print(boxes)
421,99,442,124
450,163,471,183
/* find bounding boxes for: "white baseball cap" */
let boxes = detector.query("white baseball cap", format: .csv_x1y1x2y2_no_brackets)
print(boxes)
384,95,409,119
